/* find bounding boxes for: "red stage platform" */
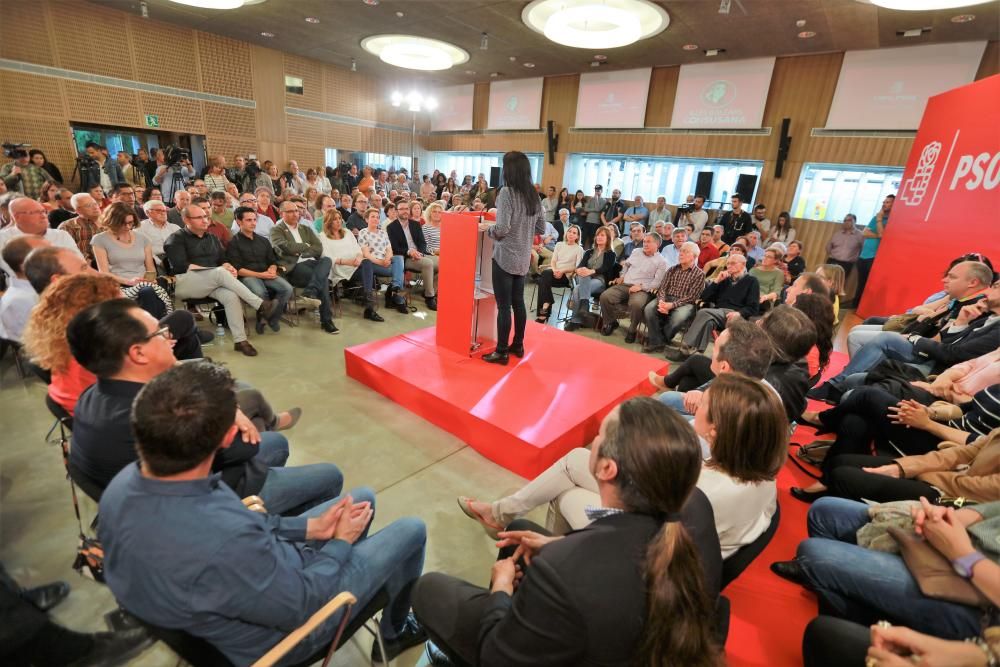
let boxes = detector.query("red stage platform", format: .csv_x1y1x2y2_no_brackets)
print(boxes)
345,322,667,478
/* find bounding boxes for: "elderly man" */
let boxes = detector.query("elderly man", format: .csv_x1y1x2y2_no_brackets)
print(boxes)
648,196,672,227
623,195,649,229
745,231,765,263
388,204,439,310
138,199,180,268
652,220,672,251
599,233,668,343
0,236,48,341
666,254,760,362
0,146,53,199
167,189,191,228
58,193,103,263
47,188,76,228
825,213,864,282
642,241,704,354
659,227,689,268
165,205,278,356
0,197,81,277
270,201,338,334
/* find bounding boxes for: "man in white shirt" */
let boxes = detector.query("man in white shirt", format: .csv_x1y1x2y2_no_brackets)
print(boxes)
648,196,671,227
231,192,275,239
0,236,47,341
678,195,709,238
138,199,180,268
0,198,82,278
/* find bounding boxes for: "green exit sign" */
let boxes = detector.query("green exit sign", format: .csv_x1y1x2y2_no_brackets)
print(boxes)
145,114,160,128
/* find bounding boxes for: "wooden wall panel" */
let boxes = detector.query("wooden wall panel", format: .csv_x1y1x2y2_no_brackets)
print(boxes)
64,81,142,128
197,32,254,100
204,103,257,142
1,0,57,66
0,71,64,117
130,17,199,91
283,54,323,112
644,66,679,127
52,2,134,80
473,83,490,130
138,93,204,134
252,45,286,144
205,136,259,164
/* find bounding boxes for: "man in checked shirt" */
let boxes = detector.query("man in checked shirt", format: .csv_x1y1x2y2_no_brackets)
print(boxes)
642,241,705,354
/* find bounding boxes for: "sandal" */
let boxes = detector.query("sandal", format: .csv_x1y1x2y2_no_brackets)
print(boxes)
457,496,504,539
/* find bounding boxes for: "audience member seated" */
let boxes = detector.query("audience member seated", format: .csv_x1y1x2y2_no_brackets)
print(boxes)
659,227,689,268
533,224,583,323
809,274,1000,403
703,239,752,279
99,361,429,665
766,211,796,245
618,221,645,261
641,241,704,354
666,254,759,362
564,226,615,330
138,198,179,269
759,305,817,422
792,293,835,384
815,264,845,324
528,214,559,276
745,231,765,264
419,397,721,666
346,193,369,235
359,208,407,314
225,206,294,335
771,497,996,640
310,193,337,233
165,205,278,356
784,240,806,283
319,209,384,322
0,236,47,342
421,202,443,256
387,201,438,311
599,232,667,343
205,192,233,248
92,201,173,318
695,227,720,269
47,188,76,228
165,190,190,228
56,193,102,265
270,200,338,334
751,247,785,309
0,197,81,278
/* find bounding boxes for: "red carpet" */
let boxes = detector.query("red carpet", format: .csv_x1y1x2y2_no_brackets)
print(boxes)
344,322,668,477
723,351,848,666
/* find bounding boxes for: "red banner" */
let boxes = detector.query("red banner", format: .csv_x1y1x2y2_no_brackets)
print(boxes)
860,74,1000,318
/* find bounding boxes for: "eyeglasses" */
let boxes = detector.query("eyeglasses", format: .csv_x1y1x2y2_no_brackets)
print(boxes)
241,198,257,203
143,325,173,341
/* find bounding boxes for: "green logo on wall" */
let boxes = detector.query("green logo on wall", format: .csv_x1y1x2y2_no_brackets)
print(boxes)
145,114,160,128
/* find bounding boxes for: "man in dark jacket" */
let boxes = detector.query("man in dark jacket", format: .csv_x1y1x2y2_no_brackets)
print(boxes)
79,142,125,194
386,203,438,310
667,254,759,362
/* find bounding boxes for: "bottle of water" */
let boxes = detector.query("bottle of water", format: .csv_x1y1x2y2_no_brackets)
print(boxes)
215,323,225,341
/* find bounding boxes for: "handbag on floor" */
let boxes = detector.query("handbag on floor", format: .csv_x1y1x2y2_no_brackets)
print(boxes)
888,526,990,607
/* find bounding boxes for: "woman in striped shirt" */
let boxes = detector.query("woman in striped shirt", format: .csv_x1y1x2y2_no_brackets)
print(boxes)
421,202,444,255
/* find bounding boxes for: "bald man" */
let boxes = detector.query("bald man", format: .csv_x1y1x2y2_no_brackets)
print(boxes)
0,236,48,341
59,193,102,262
0,197,81,277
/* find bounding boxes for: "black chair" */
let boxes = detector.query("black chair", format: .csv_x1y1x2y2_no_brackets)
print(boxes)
715,595,731,646
720,502,781,590
0,337,27,379
136,587,390,667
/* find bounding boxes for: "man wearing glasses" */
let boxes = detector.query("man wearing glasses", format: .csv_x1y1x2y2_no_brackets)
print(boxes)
165,206,279,357
230,192,275,239
0,197,81,278
270,202,338,335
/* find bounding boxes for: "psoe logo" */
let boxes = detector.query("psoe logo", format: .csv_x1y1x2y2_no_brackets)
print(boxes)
703,80,735,107
899,141,941,206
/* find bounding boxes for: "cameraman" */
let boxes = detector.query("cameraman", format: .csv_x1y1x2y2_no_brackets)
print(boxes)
152,147,194,201
677,194,709,239
1,146,53,199
79,142,125,194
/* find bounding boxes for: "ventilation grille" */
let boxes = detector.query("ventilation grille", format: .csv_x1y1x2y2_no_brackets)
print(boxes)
570,127,773,136
811,128,916,138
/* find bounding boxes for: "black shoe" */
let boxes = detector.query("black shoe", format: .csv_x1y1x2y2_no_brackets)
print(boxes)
600,320,619,336
322,321,340,335
268,318,281,332
385,285,396,308
364,308,385,322
807,383,842,405
22,581,70,612
257,298,279,321
508,344,524,358
371,613,427,664
425,640,456,666
255,318,266,335
642,343,666,354
482,351,509,365
425,295,437,311
563,321,581,332
66,628,153,667
394,296,409,314
770,559,809,587
624,331,637,344
790,486,829,503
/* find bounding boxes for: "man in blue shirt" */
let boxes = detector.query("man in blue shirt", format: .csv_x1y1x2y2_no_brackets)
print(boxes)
622,195,649,230
851,194,894,307
100,361,428,666
659,228,689,268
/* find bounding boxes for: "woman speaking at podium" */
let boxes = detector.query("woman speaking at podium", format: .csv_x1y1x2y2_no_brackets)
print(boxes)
479,151,547,365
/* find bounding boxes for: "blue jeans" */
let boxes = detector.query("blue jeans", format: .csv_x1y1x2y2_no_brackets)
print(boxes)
279,488,427,665
797,498,983,639
568,274,605,323
657,390,689,415
370,255,404,289
826,332,918,388
255,431,289,467
258,462,344,516
240,275,293,325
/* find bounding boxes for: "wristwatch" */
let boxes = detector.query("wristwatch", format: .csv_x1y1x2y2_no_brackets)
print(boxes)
953,552,987,579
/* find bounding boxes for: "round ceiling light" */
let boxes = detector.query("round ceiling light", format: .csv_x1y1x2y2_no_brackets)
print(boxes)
866,0,993,9
522,0,669,49
167,0,245,8
798,30,817,38
361,34,469,71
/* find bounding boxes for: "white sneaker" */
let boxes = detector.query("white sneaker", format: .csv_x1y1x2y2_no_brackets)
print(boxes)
298,296,322,311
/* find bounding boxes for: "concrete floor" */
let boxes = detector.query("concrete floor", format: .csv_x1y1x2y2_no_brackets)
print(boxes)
0,292,859,666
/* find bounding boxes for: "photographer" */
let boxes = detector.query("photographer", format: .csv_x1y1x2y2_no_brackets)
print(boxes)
677,194,709,238
151,146,194,202
1,145,53,199
78,142,124,194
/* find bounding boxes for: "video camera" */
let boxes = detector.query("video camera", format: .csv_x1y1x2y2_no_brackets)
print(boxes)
244,153,261,179
2,142,30,159
162,144,190,167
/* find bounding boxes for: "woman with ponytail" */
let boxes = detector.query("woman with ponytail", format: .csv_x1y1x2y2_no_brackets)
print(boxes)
413,397,723,666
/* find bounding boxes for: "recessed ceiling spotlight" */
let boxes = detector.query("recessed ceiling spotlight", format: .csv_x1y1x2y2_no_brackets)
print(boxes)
509,56,517,61
490,71,501,77
362,34,470,71
351,58,357,72
522,0,669,49
951,13,975,22
590,60,602,67
704,48,725,56
796,19,807,27
480,33,489,50
260,31,274,37
524,62,535,68
304,17,320,23
798,31,816,38
465,69,477,74
868,0,992,10
593,54,607,61
395,11,404,18
681,43,698,50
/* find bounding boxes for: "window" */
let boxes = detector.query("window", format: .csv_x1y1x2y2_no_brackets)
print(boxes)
356,152,411,174
563,153,763,206
430,152,544,184
324,148,337,169
791,163,903,222
284,75,304,95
